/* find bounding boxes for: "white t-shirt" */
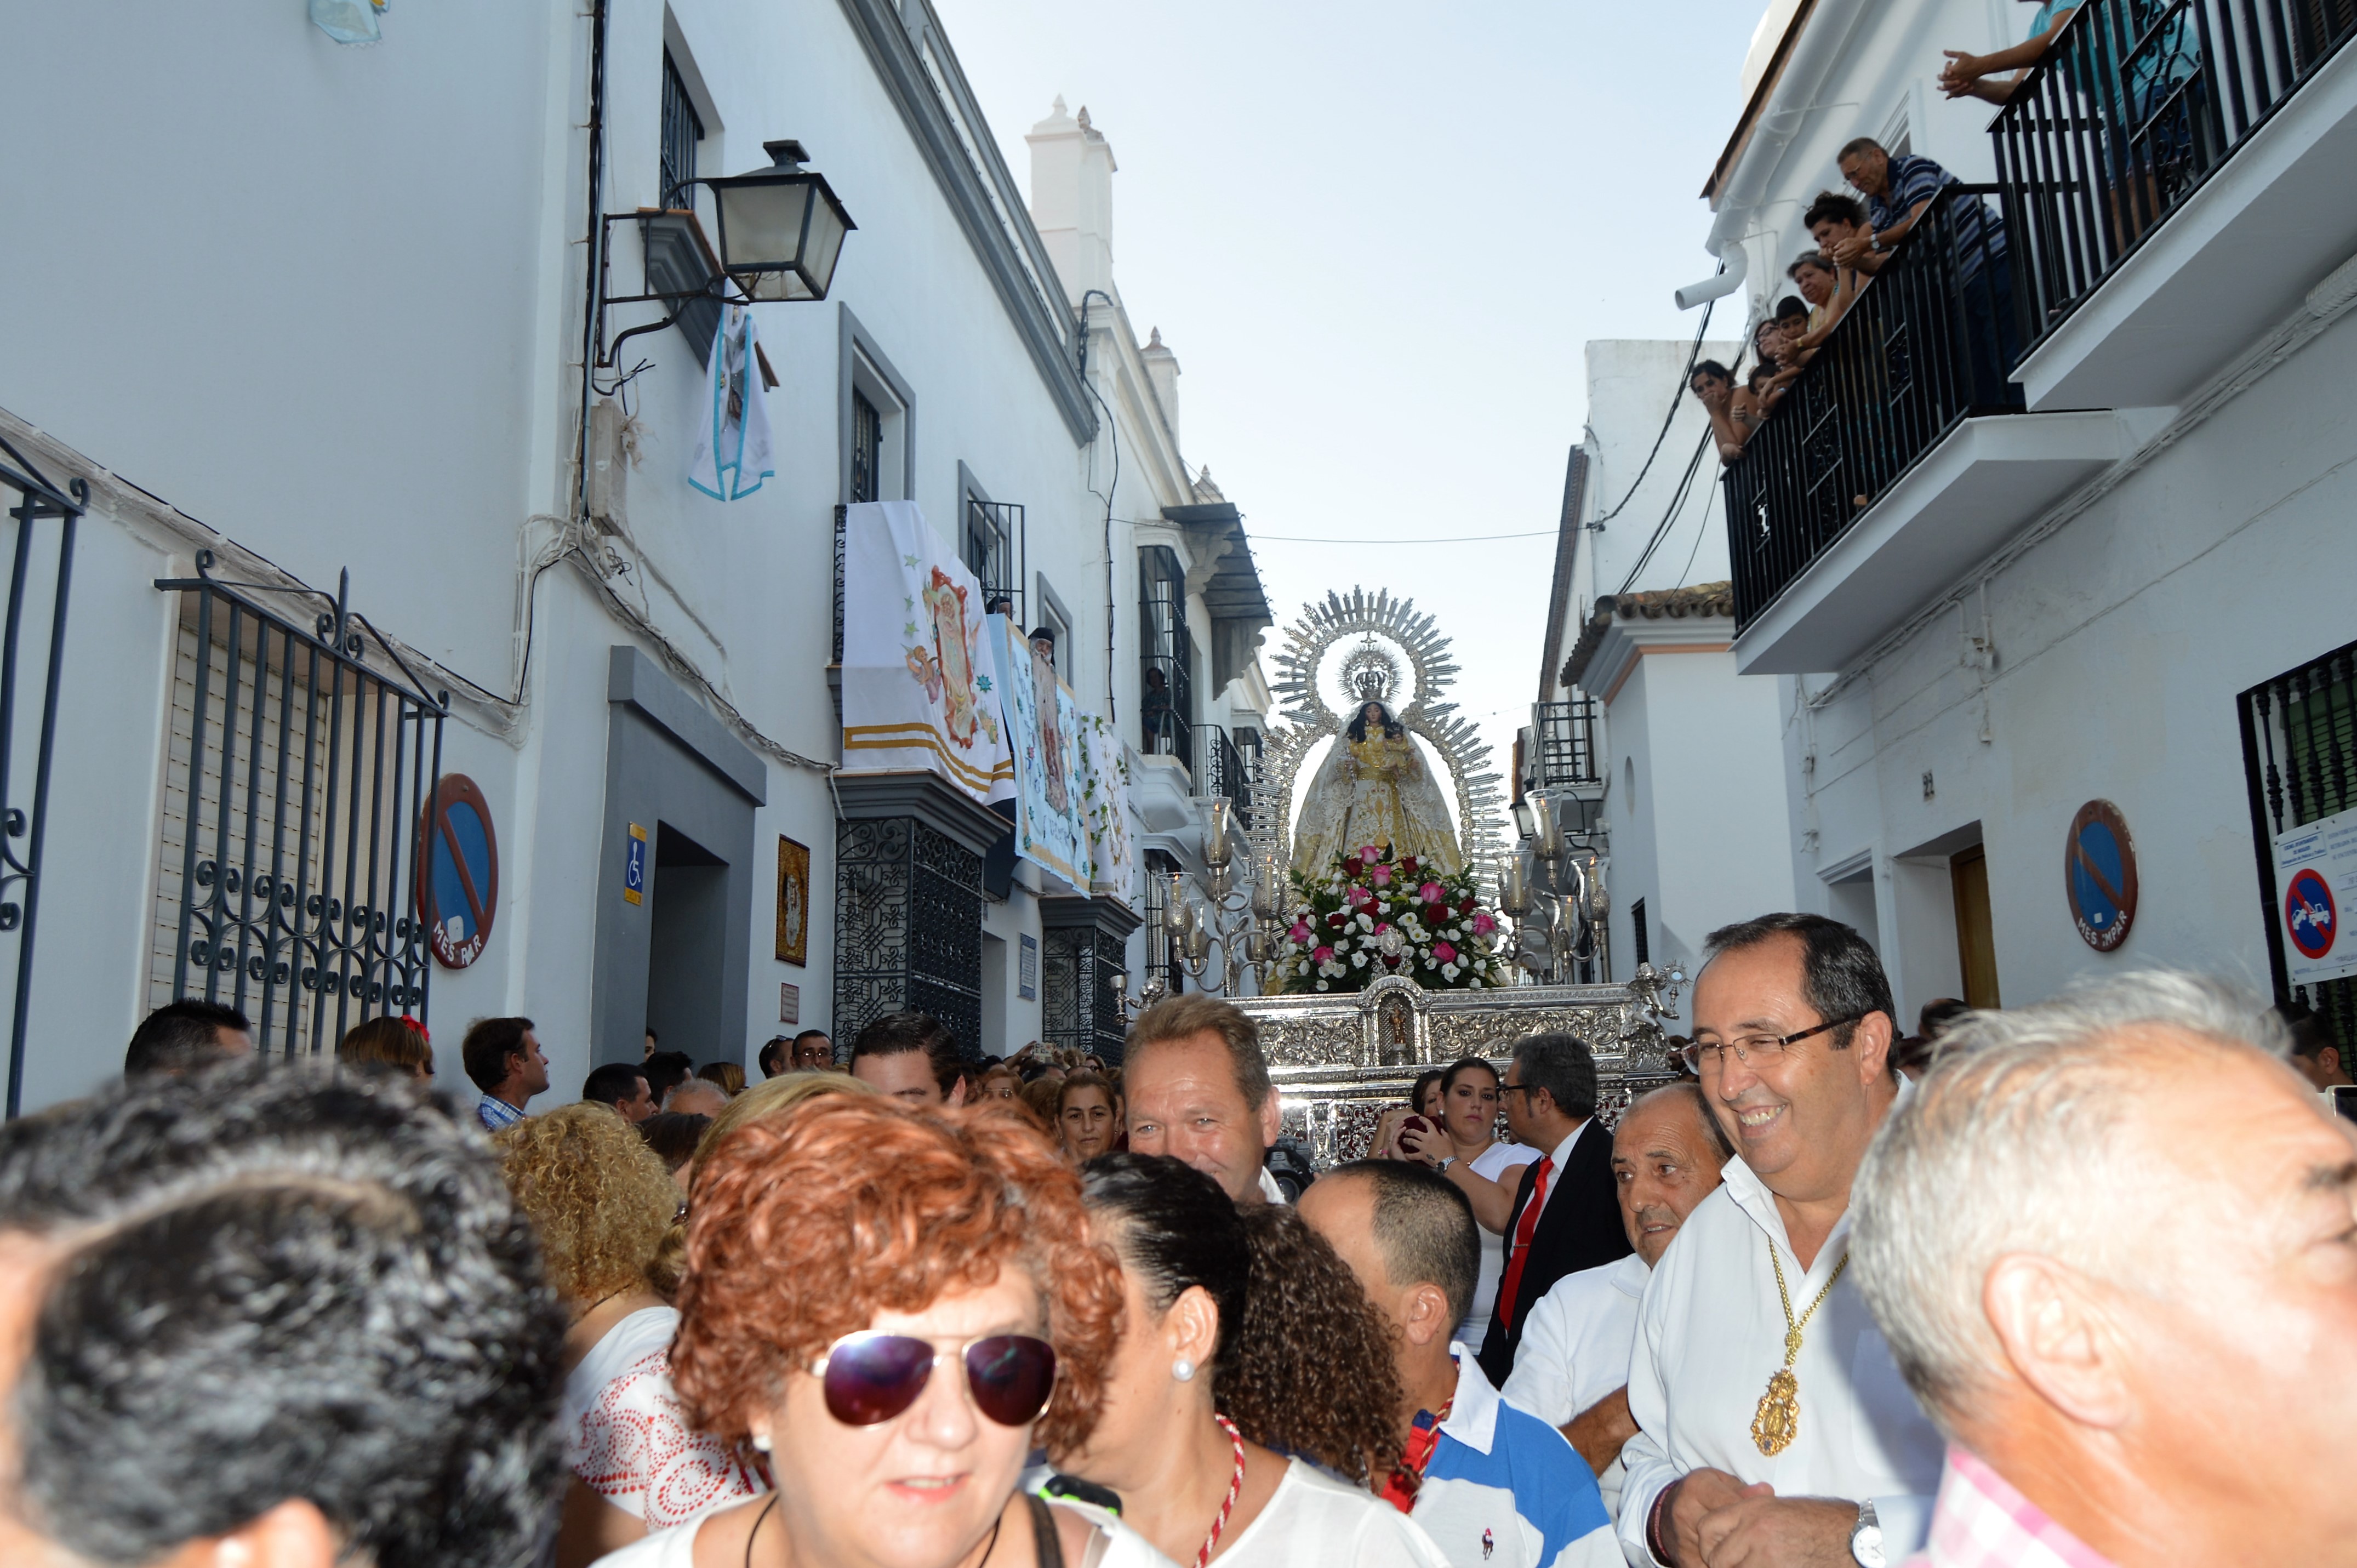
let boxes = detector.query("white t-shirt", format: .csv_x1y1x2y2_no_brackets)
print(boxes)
590,1496,1172,1568
564,1306,763,1529
1455,1141,1541,1347
1212,1458,1450,1568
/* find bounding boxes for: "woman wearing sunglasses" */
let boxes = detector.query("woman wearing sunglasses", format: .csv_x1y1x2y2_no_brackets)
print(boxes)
1047,1154,1446,1567
592,1094,1164,1568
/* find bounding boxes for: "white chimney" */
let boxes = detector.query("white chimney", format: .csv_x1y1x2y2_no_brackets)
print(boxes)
1141,326,1180,449
1026,96,1116,305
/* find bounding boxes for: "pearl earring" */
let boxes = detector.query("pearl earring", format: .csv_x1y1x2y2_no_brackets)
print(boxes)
1172,1356,1196,1382
751,1432,773,1453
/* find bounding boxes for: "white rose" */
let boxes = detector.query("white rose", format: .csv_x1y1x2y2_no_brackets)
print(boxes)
1442,962,1459,979
1316,979,1330,991
1351,952,1367,968
1469,978,1483,989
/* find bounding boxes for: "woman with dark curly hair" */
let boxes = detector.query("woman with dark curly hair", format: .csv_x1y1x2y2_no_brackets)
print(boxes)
499,1104,761,1566
1050,1153,1445,1567
593,1094,1164,1568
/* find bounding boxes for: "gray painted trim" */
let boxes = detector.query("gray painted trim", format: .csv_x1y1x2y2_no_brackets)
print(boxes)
835,768,1011,857
1039,892,1143,939
607,646,768,805
831,0,1096,445
839,305,917,505
1034,571,1074,640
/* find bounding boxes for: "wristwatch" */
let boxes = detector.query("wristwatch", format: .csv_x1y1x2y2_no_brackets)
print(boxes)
1851,1499,1885,1568
1435,1156,1456,1172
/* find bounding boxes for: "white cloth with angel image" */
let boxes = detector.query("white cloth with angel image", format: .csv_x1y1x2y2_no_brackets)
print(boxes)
840,501,1012,803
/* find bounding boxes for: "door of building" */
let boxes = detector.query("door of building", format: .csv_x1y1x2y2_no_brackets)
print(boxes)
1949,844,2001,1008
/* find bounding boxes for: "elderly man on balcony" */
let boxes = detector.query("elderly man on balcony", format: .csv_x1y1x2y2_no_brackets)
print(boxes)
1833,138,2017,406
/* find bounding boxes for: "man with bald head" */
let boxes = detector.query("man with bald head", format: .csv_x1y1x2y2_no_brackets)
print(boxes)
1503,1084,1731,1516
1853,972,2357,1567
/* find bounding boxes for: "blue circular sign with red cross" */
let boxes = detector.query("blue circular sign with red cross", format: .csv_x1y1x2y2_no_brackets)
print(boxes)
2065,800,2138,953
417,774,499,969
2287,866,2337,962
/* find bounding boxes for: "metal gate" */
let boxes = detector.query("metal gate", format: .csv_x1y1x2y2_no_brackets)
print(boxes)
153,554,448,1057
2238,638,2356,1050
0,435,80,1117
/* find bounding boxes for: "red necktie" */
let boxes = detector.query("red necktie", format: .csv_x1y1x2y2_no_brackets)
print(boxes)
1493,1155,1554,1330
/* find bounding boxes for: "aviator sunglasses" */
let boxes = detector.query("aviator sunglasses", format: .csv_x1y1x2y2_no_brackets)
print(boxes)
812,1331,1058,1428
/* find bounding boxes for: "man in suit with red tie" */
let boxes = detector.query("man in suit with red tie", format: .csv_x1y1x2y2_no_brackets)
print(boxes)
1477,1031,1632,1386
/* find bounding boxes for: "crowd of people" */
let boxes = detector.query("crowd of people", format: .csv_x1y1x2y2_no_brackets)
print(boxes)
13,912,2354,1568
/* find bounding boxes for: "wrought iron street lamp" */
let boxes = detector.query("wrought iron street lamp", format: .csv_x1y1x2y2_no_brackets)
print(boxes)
700,140,856,303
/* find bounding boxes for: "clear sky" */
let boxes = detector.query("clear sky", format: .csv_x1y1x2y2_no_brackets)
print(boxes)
934,0,1773,801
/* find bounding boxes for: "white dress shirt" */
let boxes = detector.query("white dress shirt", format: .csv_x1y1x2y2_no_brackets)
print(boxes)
1499,1251,1650,1519
1457,1138,1541,1347
1618,1082,1943,1565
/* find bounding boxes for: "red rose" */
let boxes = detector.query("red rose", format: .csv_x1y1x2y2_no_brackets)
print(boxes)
1457,898,1475,914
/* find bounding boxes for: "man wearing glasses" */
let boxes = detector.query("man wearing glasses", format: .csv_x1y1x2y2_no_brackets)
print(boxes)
1474,1032,1633,1385
1619,913,1942,1568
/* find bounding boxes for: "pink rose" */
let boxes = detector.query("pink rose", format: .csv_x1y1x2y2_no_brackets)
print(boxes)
1433,940,1458,965
1312,945,1334,965
1473,911,1497,935
1371,865,1392,886
1374,922,1392,935
1359,846,1380,864
1291,921,1312,943
1418,881,1445,904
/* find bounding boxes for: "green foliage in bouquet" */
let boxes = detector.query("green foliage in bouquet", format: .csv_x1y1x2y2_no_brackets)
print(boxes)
1270,842,1508,994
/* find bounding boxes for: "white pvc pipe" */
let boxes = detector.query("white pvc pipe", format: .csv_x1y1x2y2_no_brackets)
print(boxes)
1674,237,1749,311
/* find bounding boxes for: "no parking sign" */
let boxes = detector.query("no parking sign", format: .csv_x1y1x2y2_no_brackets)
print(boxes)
2275,806,2357,986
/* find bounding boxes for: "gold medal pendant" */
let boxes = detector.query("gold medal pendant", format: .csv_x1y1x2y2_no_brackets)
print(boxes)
1755,1242,1848,1458
1751,1367,1800,1456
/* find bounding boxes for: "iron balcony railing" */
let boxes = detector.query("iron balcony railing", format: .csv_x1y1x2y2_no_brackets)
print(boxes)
1722,185,2025,633
1198,723,1255,827
1996,0,2356,350
1532,698,1601,788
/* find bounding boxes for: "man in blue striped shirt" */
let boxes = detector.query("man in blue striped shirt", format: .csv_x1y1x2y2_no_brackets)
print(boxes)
1835,138,2019,405
1302,1161,1622,1568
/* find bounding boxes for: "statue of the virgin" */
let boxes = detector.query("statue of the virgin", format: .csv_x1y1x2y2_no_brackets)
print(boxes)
1291,700,1464,877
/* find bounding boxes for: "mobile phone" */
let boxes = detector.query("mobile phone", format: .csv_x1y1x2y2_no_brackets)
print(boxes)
2327,1085,2357,1124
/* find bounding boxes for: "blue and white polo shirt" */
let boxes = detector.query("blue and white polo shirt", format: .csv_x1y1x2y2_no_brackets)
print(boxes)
1409,1347,1620,1568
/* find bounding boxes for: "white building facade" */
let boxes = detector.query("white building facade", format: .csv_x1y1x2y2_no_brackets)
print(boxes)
1665,0,2357,1031
1523,341,1800,988
0,0,1265,1113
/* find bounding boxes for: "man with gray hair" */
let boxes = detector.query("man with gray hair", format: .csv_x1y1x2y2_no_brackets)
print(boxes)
1852,972,2357,1567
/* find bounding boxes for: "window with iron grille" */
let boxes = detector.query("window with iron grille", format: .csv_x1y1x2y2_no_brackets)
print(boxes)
1630,897,1650,967
849,391,881,505
2239,639,2357,1056
963,498,1025,624
659,52,703,211
1139,547,1193,771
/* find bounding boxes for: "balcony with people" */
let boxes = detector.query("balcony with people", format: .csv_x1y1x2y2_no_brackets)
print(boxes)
1708,140,2122,675
1969,0,2357,409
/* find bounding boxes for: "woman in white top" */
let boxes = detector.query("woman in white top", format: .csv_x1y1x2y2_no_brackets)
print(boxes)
591,1094,1169,1568
1391,1056,1539,1347
1046,1153,1448,1568
498,1105,762,1567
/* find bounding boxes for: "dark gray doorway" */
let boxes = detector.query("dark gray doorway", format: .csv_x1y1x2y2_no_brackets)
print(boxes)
647,823,729,1064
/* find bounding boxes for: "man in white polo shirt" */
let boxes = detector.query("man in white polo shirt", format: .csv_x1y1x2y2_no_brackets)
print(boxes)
1502,1082,1730,1518
1621,914,1943,1568
1302,1160,1620,1568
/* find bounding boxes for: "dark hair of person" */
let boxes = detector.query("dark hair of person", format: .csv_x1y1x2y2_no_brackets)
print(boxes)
336,1015,431,1078
793,1028,832,1049
1690,358,1733,386
0,1057,564,1568
638,1111,711,1172
1747,363,1777,391
124,999,249,1077
697,1060,746,1097
460,1017,535,1094
1509,1031,1601,1120
1804,189,1869,231
1837,135,1887,163
1228,1202,1405,1483
1080,1154,1249,1379
2276,1002,2338,1060
1647,1081,1736,1163
1917,998,1973,1041
1774,294,1809,324
1703,911,1898,1057
757,1036,791,1077
1439,1054,1499,1101
1056,1069,1120,1120
642,1050,695,1103
1344,700,1403,744
1409,1068,1446,1113
851,1010,967,1096
581,1061,649,1109
1327,1160,1481,1327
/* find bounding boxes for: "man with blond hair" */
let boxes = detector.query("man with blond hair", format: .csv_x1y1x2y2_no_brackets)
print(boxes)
1852,972,2357,1567
1123,994,1283,1204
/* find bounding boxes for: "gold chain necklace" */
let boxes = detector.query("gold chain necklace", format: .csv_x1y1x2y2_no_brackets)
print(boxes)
1751,1240,1848,1457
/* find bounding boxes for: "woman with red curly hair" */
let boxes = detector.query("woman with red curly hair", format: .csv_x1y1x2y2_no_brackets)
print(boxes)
592,1094,1167,1568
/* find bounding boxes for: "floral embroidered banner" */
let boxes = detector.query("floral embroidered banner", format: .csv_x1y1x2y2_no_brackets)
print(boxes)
840,501,1012,803
994,617,1092,890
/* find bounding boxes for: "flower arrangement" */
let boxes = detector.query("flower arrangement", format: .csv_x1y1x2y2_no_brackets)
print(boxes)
1271,843,1508,994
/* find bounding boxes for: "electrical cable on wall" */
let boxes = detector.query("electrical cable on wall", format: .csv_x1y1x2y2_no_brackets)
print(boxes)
1586,293,1718,533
